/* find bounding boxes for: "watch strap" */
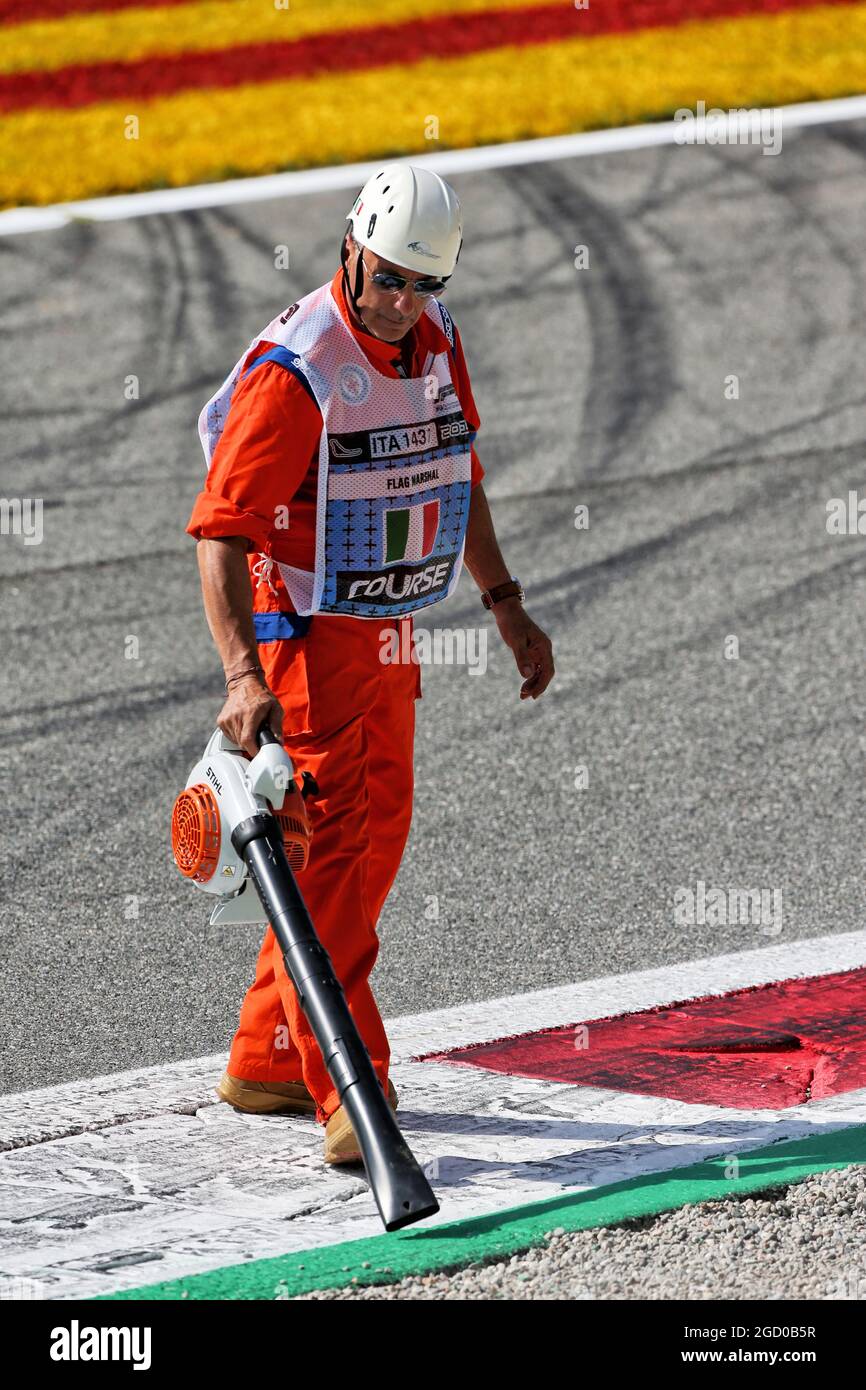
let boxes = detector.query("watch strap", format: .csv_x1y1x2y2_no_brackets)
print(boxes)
481,578,524,610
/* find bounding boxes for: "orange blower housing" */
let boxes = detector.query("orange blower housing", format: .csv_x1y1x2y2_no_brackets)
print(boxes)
171,729,316,924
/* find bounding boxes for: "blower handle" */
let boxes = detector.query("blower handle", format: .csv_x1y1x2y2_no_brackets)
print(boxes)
255,722,319,800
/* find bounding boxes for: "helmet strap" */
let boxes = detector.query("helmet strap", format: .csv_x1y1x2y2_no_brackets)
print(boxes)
353,239,364,305
340,229,383,342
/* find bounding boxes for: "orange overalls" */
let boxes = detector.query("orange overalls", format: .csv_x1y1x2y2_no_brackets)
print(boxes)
187,268,483,1124
223,612,420,1123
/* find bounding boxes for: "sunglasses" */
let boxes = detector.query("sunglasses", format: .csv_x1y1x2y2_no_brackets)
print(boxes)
360,249,448,297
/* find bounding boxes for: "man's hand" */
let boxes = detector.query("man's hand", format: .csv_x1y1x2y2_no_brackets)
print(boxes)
493,599,554,700
217,673,284,757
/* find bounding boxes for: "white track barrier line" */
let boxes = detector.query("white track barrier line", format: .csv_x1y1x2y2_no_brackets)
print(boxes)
2,931,866,1299
2,93,866,238
2,929,865,1151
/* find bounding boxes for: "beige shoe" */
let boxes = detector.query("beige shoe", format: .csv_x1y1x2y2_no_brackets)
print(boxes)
216,1071,317,1115
217,1071,399,1120
324,1081,399,1165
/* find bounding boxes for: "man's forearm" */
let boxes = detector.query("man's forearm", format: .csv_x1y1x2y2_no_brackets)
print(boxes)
463,483,513,592
196,536,261,680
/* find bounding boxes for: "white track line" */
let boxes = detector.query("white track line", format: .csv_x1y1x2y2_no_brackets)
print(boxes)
1,933,865,1299
2,929,864,1152
2,94,866,238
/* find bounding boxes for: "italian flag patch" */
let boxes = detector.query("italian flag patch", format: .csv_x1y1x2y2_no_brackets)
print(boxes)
384,500,440,564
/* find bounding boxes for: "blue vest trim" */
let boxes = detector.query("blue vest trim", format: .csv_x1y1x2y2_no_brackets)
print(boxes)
242,346,318,407
437,301,455,350
253,611,313,642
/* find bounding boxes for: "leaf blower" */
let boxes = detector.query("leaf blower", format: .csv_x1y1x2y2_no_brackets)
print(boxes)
171,724,439,1232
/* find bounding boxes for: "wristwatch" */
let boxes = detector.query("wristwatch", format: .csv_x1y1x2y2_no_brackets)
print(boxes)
481,577,525,610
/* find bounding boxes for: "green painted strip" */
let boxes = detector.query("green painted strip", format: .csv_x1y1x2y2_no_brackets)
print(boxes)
98,1123,866,1301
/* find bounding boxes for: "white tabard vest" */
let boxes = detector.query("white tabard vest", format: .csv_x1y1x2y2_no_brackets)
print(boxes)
197,281,474,619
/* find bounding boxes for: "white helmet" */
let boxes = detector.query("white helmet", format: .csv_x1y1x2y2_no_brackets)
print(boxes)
346,162,463,277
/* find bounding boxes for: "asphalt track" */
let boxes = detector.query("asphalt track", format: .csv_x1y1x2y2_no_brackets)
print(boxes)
2,118,866,1102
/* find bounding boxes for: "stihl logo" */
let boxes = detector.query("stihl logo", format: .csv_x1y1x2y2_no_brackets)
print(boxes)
206,766,223,794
